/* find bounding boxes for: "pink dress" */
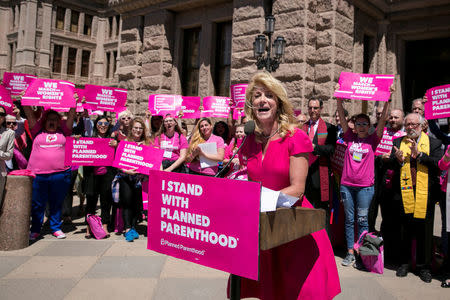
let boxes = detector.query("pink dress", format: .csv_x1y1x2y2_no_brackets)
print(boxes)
235,128,341,300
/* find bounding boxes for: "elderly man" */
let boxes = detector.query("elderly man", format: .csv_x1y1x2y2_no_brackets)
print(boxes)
389,113,442,283
302,99,337,232
411,98,429,132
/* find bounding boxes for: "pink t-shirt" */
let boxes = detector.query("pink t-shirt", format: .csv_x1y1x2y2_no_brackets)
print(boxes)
438,145,450,192
27,120,71,174
341,130,381,187
189,134,225,175
156,132,188,161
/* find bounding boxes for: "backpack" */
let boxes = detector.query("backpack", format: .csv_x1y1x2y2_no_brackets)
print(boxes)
86,214,107,239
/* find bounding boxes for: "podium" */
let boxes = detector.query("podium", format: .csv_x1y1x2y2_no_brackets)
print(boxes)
230,206,326,300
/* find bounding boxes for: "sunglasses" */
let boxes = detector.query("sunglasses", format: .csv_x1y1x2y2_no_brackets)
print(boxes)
0,113,6,117
6,121,17,126
121,117,132,120
355,122,369,127
97,121,109,126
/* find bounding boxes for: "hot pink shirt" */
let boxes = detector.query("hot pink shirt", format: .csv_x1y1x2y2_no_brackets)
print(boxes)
188,134,225,175
156,132,188,161
438,145,450,192
341,130,381,187
27,120,71,174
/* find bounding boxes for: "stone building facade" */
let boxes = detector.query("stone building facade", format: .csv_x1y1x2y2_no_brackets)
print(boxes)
108,0,450,119
0,0,121,87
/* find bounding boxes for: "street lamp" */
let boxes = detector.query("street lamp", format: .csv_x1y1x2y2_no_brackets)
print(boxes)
253,15,286,72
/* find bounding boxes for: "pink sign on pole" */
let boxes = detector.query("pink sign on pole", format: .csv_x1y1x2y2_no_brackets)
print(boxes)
147,170,261,280
230,84,248,108
424,84,450,120
83,84,127,112
113,141,163,175
374,128,406,156
179,96,201,119
148,94,183,116
334,72,394,101
201,96,231,118
2,72,37,95
64,137,116,166
22,79,76,107
0,85,14,115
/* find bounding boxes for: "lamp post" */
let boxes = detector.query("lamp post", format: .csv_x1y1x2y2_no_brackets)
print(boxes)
253,15,286,72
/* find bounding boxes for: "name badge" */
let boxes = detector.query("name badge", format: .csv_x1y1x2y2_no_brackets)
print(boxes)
352,151,363,162
163,150,172,158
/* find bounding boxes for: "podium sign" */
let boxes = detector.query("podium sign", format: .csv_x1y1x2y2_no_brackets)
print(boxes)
147,171,261,280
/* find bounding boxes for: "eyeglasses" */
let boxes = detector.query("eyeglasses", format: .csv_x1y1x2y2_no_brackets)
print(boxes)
132,127,143,131
355,122,369,127
6,121,17,126
97,121,109,126
0,113,6,117
405,123,420,128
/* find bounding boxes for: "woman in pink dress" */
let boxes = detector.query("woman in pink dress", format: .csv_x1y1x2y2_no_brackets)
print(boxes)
233,72,341,300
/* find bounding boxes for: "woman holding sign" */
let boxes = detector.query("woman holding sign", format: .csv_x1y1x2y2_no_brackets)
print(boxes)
24,105,77,240
186,118,225,176
118,117,151,242
84,116,118,238
336,86,390,267
234,72,341,300
155,114,188,173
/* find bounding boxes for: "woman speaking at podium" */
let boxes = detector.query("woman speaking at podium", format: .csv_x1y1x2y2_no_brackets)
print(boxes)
235,72,340,300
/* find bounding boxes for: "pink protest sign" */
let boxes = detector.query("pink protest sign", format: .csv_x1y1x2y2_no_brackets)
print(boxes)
374,128,406,156
334,72,394,101
142,180,149,211
425,84,450,120
148,94,183,116
22,79,76,107
113,141,163,175
2,72,37,95
65,137,115,166
179,96,201,119
0,85,14,115
83,84,127,112
294,109,302,117
232,108,245,121
230,84,248,108
331,140,347,177
201,96,231,118
147,170,261,280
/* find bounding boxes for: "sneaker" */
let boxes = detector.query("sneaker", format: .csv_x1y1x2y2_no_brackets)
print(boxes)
419,269,432,283
396,264,408,277
353,255,366,271
130,228,139,240
52,230,66,239
124,230,134,242
29,232,40,241
342,253,355,266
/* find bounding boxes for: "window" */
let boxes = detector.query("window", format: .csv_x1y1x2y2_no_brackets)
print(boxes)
214,22,232,96
84,14,93,36
70,10,79,33
113,51,117,74
106,52,111,78
52,45,63,73
81,50,90,77
56,7,65,30
9,43,14,70
181,27,201,96
67,48,77,75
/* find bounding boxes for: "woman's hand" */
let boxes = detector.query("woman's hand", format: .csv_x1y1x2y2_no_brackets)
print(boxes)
73,135,82,141
109,139,118,147
122,167,138,175
145,110,152,119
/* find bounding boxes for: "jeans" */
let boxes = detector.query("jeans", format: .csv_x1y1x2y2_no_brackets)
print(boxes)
340,184,374,250
31,169,72,233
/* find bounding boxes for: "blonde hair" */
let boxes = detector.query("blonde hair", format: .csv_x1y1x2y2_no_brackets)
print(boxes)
244,71,297,139
118,109,134,120
127,117,152,145
187,118,211,157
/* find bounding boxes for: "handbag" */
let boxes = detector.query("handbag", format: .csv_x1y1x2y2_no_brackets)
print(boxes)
354,230,384,274
86,214,107,239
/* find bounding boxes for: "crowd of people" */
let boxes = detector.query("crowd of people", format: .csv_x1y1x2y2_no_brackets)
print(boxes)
1,71,450,297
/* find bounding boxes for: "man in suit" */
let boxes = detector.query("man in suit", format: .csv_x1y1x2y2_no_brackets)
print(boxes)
302,99,337,233
389,113,442,283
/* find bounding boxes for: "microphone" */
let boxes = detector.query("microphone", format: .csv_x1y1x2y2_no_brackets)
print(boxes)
215,120,255,178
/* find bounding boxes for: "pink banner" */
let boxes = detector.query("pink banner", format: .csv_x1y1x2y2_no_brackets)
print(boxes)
147,170,261,280
425,84,450,120
83,84,127,112
64,137,116,166
179,96,201,119
113,141,163,175
334,72,394,101
374,128,406,156
230,84,248,108
149,94,183,116
22,79,75,107
331,141,347,177
0,85,14,115
201,96,231,118
2,72,37,95
142,180,149,211
232,108,245,121
46,89,84,113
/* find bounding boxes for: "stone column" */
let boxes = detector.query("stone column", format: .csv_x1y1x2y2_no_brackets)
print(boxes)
15,1,27,69
115,16,122,71
38,1,52,77
108,51,115,78
14,5,19,29
64,8,71,32
75,48,82,76
111,16,117,39
93,17,107,80
198,21,213,97
61,45,68,75
78,12,85,35
0,6,11,73
20,0,38,74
